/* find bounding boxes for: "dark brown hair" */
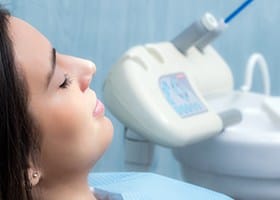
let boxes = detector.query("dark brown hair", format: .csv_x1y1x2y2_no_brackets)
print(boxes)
0,6,40,200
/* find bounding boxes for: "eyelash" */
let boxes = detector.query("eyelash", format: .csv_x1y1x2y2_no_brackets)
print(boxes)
59,74,72,89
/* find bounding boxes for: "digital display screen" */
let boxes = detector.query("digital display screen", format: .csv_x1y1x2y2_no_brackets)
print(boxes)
159,73,207,118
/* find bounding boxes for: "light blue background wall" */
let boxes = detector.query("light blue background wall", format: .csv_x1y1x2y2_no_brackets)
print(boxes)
3,0,280,180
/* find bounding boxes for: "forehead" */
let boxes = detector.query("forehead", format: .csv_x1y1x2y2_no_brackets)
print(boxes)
8,17,51,94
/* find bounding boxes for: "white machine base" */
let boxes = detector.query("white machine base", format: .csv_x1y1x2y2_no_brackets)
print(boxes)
173,91,280,200
181,166,280,200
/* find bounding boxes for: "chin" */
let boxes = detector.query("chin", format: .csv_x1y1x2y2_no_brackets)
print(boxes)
91,116,114,162
103,116,114,146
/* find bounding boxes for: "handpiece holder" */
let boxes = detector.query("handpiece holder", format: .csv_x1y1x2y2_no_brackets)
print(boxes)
172,13,227,53
172,0,254,53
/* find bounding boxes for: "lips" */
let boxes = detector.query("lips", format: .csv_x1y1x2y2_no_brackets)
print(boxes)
93,99,105,117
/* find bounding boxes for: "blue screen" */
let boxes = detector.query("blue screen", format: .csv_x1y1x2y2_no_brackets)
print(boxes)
159,73,207,118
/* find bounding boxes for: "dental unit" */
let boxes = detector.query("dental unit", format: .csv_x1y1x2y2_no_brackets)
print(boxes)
103,0,280,199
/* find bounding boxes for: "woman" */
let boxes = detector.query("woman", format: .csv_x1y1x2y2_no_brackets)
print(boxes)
0,5,234,200
0,6,113,200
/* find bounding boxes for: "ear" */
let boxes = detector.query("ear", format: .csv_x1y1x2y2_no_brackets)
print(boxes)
28,167,41,187
27,162,41,187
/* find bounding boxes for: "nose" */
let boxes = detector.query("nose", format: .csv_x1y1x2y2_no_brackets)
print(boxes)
77,59,96,92
59,54,96,92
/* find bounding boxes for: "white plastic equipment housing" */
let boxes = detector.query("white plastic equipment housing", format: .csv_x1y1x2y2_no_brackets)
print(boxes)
103,42,234,147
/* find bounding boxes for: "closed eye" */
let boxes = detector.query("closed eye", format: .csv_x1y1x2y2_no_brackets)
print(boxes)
59,74,72,89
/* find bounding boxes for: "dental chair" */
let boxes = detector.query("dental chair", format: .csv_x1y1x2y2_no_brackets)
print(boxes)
88,172,233,200
102,2,271,199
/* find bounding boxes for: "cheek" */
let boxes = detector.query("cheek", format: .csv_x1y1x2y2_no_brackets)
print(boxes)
41,101,86,138
31,97,86,159
39,97,91,149
32,95,114,171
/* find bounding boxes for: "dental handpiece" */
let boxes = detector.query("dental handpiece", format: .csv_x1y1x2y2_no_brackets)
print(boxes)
172,0,254,53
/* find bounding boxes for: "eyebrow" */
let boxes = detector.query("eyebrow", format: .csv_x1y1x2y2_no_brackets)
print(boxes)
46,47,56,89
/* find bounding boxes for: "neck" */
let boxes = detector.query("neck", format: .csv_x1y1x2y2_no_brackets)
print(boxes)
33,172,97,200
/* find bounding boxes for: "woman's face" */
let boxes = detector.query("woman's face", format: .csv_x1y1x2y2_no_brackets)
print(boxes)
9,17,113,178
